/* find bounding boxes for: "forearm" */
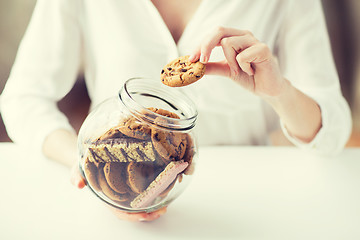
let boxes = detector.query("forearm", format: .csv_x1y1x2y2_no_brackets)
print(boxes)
264,79,322,143
42,129,78,168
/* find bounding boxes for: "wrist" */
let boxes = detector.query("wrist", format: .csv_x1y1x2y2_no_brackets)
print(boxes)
263,78,294,109
262,79,322,143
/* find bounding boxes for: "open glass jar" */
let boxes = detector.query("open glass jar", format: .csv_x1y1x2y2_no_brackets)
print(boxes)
78,78,198,213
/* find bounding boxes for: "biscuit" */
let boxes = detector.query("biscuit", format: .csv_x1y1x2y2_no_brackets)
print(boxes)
161,55,206,87
154,149,172,166
87,138,156,163
83,157,101,192
98,166,129,202
147,107,180,119
151,121,187,161
127,162,156,194
97,127,127,141
148,109,187,162
103,162,129,194
159,177,177,198
118,116,151,140
183,133,195,175
130,160,189,208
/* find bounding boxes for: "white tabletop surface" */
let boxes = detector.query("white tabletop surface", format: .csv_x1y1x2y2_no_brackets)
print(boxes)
1,143,360,240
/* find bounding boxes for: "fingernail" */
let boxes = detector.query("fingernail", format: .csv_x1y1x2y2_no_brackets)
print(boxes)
200,55,207,64
74,174,85,188
246,69,254,76
78,178,86,189
139,218,147,222
188,55,195,61
76,178,82,188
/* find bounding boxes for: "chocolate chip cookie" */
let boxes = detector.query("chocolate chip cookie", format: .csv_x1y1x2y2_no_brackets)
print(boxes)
118,116,151,140
97,127,127,141
161,55,206,87
151,119,187,161
147,107,180,119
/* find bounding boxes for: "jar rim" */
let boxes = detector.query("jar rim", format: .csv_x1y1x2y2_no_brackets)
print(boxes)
119,77,198,131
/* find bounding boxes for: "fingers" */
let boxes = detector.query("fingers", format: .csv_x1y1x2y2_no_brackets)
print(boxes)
220,35,257,75
204,61,230,77
236,43,271,75
188,51,200,62
236,50,254,76
70,163,87,189
190,26,253,64
189,27,272,80
201,27,252,63
110,206,167,222
140,207,167,222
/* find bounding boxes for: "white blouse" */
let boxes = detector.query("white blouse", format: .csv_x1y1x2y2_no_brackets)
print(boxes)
0,0,352,155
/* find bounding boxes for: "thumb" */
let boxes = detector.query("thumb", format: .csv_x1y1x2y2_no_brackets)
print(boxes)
70,163,87,189
204,61,230,77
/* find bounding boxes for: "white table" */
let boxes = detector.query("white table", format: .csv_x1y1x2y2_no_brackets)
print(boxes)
1,143,360,240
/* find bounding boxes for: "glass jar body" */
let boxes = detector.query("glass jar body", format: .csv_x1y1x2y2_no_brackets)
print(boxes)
78,78,198,213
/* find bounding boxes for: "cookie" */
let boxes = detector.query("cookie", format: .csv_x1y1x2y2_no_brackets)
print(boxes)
103,162,129,194
130,160,189,208
87,138,156,163
98,166,129,202
97,127,127,141
154,149,172,166
161,55,206,87
147,107,180,119
83,157,101,192
159,177,177,198
147,109,187,161
127,162,156,194
183,133,195,175
151,119,187,161
118,116,151,140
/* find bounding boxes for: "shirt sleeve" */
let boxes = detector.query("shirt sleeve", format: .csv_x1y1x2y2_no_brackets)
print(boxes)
0,0,82,155
275,0,352,155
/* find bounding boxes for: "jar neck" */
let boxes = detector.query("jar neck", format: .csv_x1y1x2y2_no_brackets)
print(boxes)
119,78,197,131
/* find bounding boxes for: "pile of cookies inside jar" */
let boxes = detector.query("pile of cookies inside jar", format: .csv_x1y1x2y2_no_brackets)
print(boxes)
82,107,195,210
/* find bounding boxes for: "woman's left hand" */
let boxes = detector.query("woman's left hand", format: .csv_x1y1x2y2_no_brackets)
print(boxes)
189,26,286,98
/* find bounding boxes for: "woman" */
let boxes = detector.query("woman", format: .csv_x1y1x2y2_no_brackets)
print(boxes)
0,0,351,221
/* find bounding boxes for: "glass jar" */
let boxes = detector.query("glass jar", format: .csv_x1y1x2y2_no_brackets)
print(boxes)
78,77,198,213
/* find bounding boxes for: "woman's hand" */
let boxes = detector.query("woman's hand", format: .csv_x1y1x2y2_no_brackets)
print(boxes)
70,164,167,222
189,26,286,98
189,26,322,143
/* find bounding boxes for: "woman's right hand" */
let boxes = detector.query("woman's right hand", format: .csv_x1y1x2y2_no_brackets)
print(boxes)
70,164,167,222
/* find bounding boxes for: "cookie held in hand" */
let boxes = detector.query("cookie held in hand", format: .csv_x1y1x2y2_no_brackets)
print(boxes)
161,55,206,87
